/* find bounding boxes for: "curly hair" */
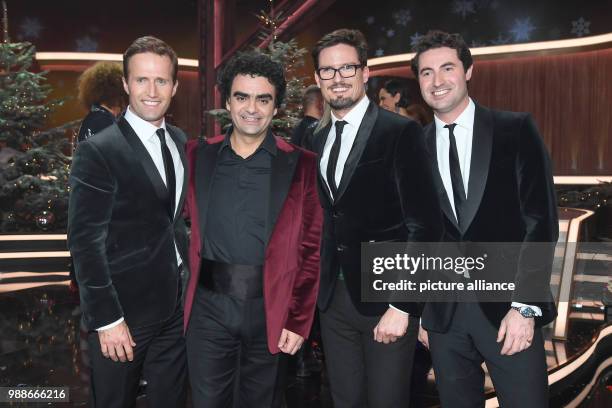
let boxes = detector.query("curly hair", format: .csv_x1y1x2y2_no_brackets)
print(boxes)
410,30,473,77
312,29,368,70
217,51,286,108
77,62,126,109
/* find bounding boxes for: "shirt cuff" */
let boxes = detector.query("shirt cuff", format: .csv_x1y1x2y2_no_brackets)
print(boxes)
511,302,542,317
96,317,124,331
389,304,409,316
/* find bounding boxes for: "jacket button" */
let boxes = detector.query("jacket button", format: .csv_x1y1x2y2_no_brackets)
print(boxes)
336,244,346,252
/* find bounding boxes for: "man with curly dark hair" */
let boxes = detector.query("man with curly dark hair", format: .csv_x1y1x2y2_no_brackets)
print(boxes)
183,51,323,407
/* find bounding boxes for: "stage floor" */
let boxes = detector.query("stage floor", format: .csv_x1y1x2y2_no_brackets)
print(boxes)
0,279,610,407
1,232,611,407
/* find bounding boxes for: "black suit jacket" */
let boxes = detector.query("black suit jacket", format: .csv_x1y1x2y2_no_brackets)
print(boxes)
421,103,559,333
314,101,443,317
68,117,189,331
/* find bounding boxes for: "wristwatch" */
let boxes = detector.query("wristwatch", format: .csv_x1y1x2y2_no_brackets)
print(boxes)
511,305,537,318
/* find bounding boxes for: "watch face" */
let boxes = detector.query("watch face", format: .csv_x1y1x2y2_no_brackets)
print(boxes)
521,307,535,317
513,306,535,318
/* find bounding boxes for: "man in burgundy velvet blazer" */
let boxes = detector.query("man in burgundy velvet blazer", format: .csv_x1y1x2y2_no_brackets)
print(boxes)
182,51,323,408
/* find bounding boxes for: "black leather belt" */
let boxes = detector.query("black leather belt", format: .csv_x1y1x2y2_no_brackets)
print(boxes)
199,259,263,299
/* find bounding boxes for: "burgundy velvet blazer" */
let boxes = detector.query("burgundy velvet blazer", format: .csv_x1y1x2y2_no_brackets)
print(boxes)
182,134,323,354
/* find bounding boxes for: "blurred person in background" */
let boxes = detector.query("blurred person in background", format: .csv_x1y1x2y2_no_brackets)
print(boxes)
291,85,323,151
76,61,127,144
378,79,410,117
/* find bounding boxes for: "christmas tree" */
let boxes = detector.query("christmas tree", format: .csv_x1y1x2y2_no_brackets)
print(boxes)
265,38,308,138
208,4,308,139
0,3,75,232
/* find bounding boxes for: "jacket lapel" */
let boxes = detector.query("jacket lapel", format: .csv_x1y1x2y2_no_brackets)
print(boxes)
118,117,169,206
314,122,333,206
195,140,221,246
425,123,459,231
167,126,188,219
334,101,377,204
460,104,492,235
266,138,300,245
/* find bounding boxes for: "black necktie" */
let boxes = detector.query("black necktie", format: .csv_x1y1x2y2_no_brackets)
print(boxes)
326,120,347,198
445,123,466,227
156,128,176,218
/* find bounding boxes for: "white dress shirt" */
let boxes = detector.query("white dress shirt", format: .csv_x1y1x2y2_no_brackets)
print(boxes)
434,99,475,222
433,98,541,317
320,95,370,197
97,107,185,331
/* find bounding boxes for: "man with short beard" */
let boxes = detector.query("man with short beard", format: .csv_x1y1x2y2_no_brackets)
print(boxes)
183,51,322,408
310,29,443,407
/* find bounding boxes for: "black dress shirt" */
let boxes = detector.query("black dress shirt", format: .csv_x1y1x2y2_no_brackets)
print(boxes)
201,129,277,266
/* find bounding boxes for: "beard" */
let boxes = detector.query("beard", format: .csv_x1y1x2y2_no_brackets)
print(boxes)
329,95,357,111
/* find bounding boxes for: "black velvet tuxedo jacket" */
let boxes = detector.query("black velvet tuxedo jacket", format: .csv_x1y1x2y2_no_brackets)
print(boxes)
421,103,559,333
68,117,189,331
314,101,443,317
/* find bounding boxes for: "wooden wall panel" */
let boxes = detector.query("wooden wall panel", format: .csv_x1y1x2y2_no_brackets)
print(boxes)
469,48,612,175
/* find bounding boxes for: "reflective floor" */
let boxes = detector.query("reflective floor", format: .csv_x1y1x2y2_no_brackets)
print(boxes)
1,231,611,407
0,279,610,407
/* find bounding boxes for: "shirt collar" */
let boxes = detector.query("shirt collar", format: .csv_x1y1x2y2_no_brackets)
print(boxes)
331,95,370,129
434,98,475,135
124,105,167,142
220,126,277,156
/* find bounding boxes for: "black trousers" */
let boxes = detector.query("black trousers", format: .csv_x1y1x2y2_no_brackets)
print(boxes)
428,302,548,408
87,304,187,408
186,286,287,408
320,279,419,408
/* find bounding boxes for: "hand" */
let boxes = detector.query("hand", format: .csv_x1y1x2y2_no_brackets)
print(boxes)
496,308,535,356
278,329,304,355
373,307,409,344
418,325,429,349
98,321,136,362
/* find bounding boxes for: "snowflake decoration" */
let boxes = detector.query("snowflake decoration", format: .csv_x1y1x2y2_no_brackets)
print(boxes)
75,36,98,52
392,9,412,27
19,17,43,39
410,32,423,50
452,0,476,19
571,17,590,37
490,33,510,45
509,17,535,42
375,48,385,57
386,29,395,38
366,16,375,25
